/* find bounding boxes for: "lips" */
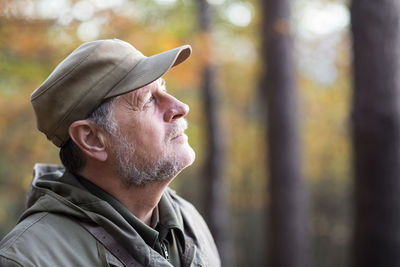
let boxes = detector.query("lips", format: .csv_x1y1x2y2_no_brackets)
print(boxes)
171,133,188,143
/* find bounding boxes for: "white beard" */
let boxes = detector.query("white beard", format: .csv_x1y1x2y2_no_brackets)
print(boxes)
109,119,194,187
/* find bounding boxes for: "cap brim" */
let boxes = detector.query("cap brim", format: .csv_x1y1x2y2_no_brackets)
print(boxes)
104,45,191,99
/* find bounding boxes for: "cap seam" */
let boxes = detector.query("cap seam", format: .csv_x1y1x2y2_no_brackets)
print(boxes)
48,50,140,141
102,57,146,99
31,43,102,101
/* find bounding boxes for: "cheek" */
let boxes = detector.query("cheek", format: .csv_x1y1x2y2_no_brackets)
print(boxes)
135,117,166,148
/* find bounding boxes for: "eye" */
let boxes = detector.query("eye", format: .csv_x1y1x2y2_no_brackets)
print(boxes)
145,94,155,105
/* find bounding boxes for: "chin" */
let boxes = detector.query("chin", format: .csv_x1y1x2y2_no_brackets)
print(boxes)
188,147,196,165
177,145,196,169
185,143,196,164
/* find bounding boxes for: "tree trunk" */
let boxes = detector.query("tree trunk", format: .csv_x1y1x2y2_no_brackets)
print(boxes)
197,0,231,265
260,0,310,266
351,1,400,266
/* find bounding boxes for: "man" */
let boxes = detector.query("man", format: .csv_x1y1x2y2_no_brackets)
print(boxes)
0,39,220,267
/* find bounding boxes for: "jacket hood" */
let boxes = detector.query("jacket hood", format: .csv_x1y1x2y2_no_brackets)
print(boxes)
26,164,89,211
25,163,118,221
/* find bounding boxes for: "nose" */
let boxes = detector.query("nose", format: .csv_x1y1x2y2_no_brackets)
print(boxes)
164,95,189,122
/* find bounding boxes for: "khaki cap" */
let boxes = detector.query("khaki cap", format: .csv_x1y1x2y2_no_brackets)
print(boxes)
31,39,192,147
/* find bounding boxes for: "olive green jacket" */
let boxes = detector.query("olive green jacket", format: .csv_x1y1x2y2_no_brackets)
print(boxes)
0,164,220,267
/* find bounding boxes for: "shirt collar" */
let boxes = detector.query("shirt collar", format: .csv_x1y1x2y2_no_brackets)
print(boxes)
158,192,186,250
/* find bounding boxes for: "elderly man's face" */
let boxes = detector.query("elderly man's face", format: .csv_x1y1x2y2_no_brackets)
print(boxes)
106,78,195,186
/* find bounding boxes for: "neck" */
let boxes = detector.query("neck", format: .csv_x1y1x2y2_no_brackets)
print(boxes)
115,181,170,225
81,164,171,226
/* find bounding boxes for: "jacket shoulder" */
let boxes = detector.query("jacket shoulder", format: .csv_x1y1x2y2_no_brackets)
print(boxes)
0,212,104,267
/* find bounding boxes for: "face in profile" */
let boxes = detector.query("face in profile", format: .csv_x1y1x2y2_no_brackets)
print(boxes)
106,78,196,186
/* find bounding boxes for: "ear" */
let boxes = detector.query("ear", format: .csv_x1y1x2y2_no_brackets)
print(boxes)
68,120,108,162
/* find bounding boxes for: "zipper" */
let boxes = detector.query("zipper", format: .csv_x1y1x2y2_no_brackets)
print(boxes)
161,242,169,261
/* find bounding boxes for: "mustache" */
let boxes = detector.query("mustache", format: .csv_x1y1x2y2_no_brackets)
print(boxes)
167,119,188,140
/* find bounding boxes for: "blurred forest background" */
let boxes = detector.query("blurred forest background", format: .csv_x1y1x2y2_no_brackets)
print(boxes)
0,0,392,266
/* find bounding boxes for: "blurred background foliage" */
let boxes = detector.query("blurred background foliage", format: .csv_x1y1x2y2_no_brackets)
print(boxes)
0,0,351,266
